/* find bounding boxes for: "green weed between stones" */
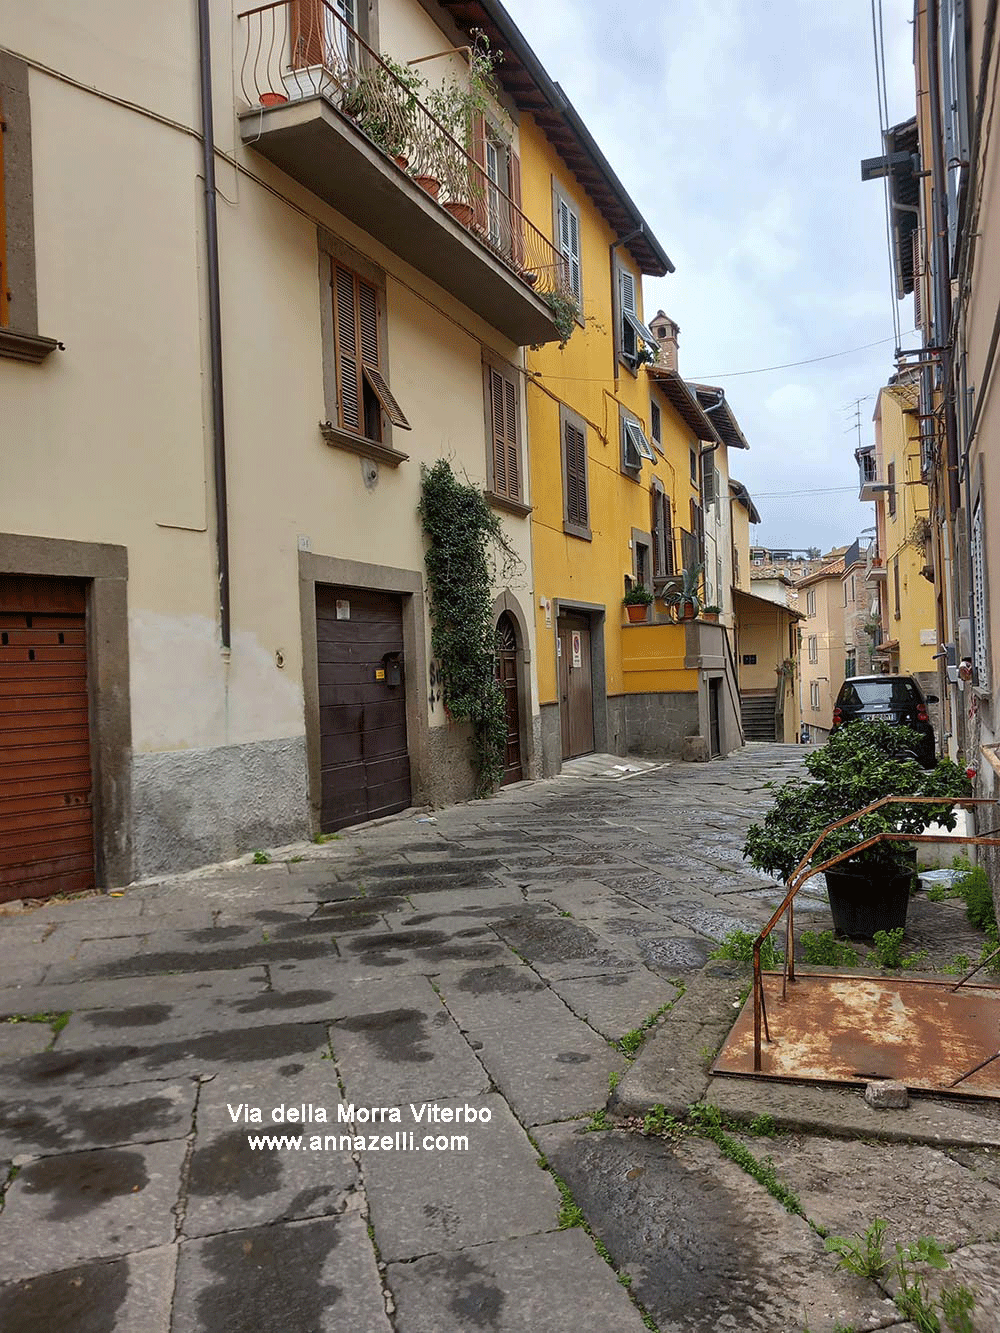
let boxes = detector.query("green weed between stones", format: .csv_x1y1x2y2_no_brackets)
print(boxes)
642,1102,799,1215
585,1109,612,1133
800,930,859,968
616,992,685,1060
709,929,783,969
871,927,929,971
313,832,341,844
824,1222,977,1331
251,850,271,865
3,1011,70,1047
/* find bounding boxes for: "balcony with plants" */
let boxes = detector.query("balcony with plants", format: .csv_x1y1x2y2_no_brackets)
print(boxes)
237,2,575,345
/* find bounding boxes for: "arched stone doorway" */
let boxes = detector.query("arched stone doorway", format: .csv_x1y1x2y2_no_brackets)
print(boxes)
494,611,524,785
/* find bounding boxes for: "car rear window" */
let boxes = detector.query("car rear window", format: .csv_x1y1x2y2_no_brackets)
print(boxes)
839,680,921,706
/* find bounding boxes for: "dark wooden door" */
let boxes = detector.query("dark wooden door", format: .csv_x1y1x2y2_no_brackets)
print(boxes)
495,612,523,785
557,614,594,759
0,576,95,903
316,586,411,832
709,677,722,757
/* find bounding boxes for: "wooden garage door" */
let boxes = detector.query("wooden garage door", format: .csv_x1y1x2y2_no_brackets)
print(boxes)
316,586,411,832
0,576,95,903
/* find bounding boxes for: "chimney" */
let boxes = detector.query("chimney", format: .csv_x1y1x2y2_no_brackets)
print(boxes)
651,310,680,372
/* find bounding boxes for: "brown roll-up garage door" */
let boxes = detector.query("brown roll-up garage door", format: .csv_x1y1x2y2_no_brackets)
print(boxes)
316,586,411,832
0,576,95,902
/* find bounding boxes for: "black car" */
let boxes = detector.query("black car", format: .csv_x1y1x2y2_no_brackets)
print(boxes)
831,674,938,766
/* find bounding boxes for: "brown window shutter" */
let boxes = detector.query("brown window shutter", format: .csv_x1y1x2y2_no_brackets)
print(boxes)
503,375,519,498
291,0,325,67
663,494,674,574
333,265,361,433
471,113,488,233
508,147,525,267
490,367,508,495
0,97,8,326
565,421,588,527
651,488,663,577
357,279,379,367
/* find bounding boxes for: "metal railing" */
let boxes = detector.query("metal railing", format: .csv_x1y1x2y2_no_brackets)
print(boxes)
749,795,1000,1073
238,0,574,303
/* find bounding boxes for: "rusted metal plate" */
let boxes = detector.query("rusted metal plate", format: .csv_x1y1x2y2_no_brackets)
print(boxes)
713,973,1000,1099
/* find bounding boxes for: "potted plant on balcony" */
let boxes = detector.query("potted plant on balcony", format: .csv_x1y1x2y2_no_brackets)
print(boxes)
623,584,653,623
665,563,703,621
742,720,971,938
424,31,507,225
701,604,721,623
344,55,424,167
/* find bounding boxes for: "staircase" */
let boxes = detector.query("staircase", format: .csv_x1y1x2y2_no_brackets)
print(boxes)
741,692,776,741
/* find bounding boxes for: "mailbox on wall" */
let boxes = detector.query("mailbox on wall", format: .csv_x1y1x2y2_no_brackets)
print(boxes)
382,652,404,687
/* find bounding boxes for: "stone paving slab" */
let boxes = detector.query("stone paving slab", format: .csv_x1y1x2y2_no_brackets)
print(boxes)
611,968,748,1117
551,971,681,1042
183,1067,358,1238
460,993,620,1126
704,1077,1000,1149
363,1094,558,1261
386,1228,650,1333
911,1241,1000,1332
0,1020,54,1058
0,1139,188,1283
0,1022,333,1091
57,986,344,1050
61,935,339,982
171,1213,390,1333
0,1079,195,1158
330,976,491,1106
533,1122,899,1333
0,967,270,1019
741,1132,1000,1253
0,1243,177,1333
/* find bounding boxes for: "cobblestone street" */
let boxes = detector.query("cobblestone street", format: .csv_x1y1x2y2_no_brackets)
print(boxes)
2,743,1000,1331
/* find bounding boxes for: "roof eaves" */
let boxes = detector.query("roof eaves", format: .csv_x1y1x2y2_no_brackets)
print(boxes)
690,383,750,449
647,367,721,442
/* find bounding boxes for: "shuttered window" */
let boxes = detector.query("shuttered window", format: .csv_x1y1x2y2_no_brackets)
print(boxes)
619,267,637,360
487,363,521,501
562,408,589,536
554,187,582,304
651,487,674,578
332,262,409,439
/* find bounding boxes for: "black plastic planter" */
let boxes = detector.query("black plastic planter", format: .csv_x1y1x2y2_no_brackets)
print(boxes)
824,862,915,938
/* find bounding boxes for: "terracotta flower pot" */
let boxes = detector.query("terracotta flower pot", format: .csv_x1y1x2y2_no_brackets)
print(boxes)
625,604,648,623
414,174,441,199
680,603,696,621
260,92,288,107
394,154,409,170
443,201,474,227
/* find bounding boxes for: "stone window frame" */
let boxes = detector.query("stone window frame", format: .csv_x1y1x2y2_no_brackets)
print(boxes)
0,54,60,364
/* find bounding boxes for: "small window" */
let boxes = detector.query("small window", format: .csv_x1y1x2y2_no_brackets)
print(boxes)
635,540,650,588
651,485,674,578
810,681,821,710
561,404,590,539
332,262,410,441
806,589,816,617
893,558,901,620
888,461,897,518
485,359,522,503
553,184,582,307
700,451,715,506
617,264,659,366
622,418,656,471
808,635,818,664
689,447,698,484
650,401,661,445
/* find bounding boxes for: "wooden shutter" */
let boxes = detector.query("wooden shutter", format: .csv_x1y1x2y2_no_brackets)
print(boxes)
662,494,674,573
291,0,325,67
619,268,636,357
701,450,715,506
489,367,509,497
564,419,588,527
556,193,580,301
508,147,525,267
0,94,8,326
503,375,519,496
333,265,361,433
651,488,664,577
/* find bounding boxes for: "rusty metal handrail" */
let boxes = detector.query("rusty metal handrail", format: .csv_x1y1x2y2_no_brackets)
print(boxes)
237,0,574,302
750,795,1000,1071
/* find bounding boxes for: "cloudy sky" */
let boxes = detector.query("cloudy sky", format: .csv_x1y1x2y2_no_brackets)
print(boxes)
502,0,917,554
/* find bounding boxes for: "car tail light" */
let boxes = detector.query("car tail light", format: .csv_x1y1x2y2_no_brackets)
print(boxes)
917,706,929,722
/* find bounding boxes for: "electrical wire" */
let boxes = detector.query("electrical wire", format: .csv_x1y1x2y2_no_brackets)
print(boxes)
871,0,902,349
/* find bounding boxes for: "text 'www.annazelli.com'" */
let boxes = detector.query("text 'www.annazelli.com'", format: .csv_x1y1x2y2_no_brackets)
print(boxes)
246,1132,469,1152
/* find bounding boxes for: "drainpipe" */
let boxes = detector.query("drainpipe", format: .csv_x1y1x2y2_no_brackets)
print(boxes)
197,0,231,651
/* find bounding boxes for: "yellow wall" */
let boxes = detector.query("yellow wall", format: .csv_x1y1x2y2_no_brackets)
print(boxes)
517,115,699,707
875,383,938,678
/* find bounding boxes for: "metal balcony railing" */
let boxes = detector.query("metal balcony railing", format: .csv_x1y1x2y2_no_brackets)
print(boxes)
238,0,575,306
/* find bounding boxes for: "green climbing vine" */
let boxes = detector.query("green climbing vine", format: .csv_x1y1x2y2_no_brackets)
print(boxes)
418,459,520,796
